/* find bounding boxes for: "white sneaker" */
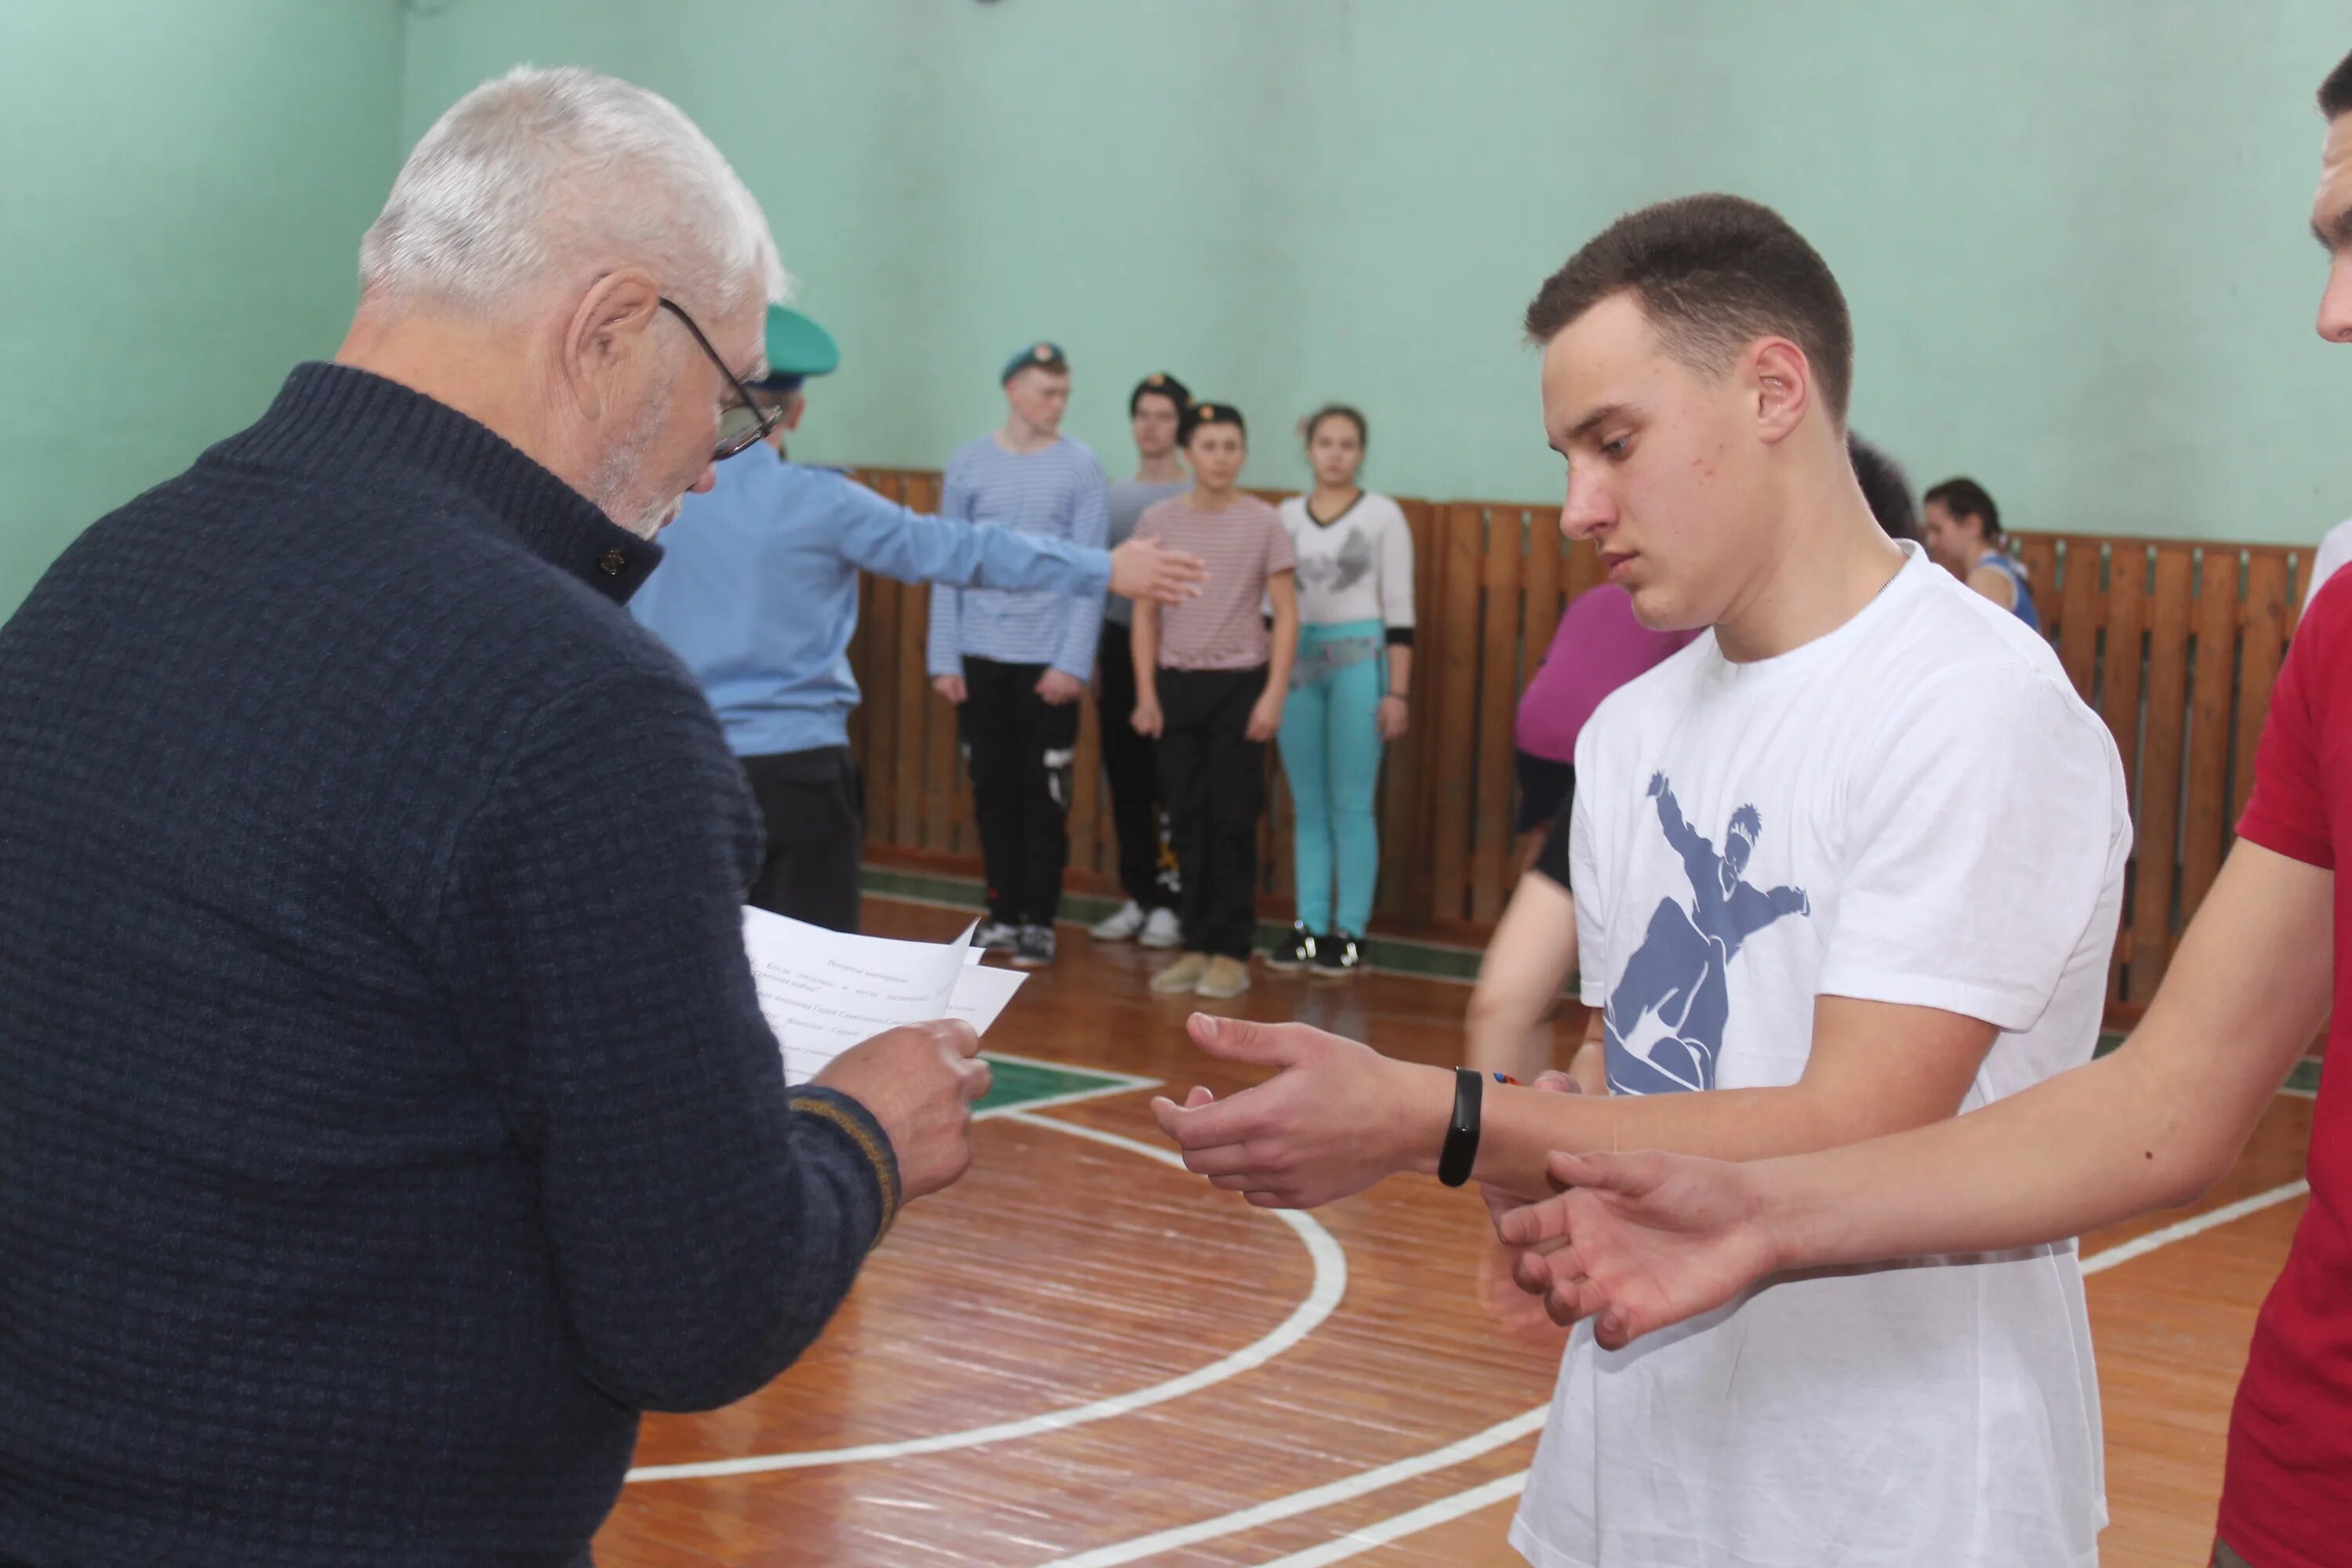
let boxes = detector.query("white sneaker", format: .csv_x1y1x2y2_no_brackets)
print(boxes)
974,920,1019,951
1138,907,1184,949
1090,899,1146,942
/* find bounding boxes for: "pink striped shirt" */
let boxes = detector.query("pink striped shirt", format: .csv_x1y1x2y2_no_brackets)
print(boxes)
1134,494,1296,670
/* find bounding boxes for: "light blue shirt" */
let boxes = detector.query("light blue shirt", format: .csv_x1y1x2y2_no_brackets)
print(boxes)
631,446,1111,757
924,435,1110,677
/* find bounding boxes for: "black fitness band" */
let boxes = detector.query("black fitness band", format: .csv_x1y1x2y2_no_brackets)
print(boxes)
1438,1065,1483,1187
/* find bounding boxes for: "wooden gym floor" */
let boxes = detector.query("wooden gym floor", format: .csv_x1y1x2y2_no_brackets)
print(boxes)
594,894,2318,1568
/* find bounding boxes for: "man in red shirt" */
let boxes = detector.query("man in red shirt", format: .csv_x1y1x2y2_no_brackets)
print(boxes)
1497,46,2352,1568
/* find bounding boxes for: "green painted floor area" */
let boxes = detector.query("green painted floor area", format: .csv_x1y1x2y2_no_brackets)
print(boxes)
971,1051,1159,1118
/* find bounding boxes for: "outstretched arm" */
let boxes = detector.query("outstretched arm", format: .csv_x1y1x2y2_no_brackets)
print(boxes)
1503,841,2331,1345
1647,771,1704,858
1151,993,1998,1206
835,479,1200,605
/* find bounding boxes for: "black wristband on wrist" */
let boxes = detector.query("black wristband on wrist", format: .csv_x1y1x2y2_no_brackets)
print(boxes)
1437,1065,1483,1187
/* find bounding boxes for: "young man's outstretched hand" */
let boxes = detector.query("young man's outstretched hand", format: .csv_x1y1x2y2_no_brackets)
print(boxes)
1495,1150,1784,1349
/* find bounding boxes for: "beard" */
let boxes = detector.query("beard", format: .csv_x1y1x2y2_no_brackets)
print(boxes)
590,384,684,541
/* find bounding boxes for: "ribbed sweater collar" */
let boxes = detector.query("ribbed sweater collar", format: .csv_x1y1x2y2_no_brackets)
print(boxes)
211,361,662,603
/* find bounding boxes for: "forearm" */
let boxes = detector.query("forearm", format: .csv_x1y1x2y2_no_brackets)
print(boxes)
944,520,1111,597
924,588,962,677
593,1088,892,1412
1461,989,1560,1084
1387,642,1413,697
1131,610,1160,702
1743,844,2331,1270
1265,601,1298,693
1463,875,1577,1081
1749,1051,2201,1272
1444,1073,1875,1198
1053,486,1110,674
1053,604,1104,680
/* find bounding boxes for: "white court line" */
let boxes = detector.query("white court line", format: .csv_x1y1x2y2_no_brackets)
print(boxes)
2080,1178,2310,1275
1032,1407,1549,1568
1253,1470,1531,1568
625,1109,1345,1483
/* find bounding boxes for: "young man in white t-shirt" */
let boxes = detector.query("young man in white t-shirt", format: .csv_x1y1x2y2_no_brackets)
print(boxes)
1149,193,2130,1566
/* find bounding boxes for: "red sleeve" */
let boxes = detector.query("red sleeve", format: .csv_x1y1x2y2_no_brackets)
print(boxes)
2235,583,2341,869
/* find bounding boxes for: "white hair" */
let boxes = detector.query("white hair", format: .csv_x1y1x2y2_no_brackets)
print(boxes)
359,66,787,319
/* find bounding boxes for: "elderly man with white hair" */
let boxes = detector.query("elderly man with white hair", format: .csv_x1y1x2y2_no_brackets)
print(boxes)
0,67,984,1566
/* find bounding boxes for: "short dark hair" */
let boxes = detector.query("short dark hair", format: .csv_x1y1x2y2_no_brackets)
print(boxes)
1181,400,1244,445
1847,434,1917,540
1523,193,1855,422
1301,404,1367,450
1924,476,2001,540
1130,372,1192,419
2321,45,2352,118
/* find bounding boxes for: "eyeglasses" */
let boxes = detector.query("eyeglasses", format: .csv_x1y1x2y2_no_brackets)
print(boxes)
659,296,782,461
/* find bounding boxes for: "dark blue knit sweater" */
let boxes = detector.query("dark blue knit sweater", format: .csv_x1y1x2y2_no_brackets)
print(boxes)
0,365,899,1566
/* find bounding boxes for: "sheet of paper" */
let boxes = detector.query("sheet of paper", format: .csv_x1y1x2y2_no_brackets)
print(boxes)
946,962,1026,1036
741,908,1021,1083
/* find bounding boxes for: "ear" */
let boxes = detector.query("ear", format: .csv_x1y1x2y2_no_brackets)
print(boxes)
1745,336,1813,445
782,395,808,432
562,267,665,423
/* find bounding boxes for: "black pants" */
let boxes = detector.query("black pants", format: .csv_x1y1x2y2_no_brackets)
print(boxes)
960,656,1080,927
1156,666,1267,960
1095,630,1176,910
742,746,865,933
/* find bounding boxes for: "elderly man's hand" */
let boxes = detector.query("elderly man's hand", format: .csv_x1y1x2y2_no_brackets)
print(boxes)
1149,1014,1448,1208
1497,1149,1783,1348
814,1019,991,1203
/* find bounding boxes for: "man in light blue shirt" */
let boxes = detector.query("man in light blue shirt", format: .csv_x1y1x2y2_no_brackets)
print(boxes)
925,343,1112,967
633,310,1201,933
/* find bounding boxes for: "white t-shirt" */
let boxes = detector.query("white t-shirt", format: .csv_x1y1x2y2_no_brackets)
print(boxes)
1276,492,1416,630
1512,544,2130,1568
2307,515,2352,606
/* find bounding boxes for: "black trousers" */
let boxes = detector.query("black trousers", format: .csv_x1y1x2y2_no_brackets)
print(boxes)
1156,666,1267,960
960,656,1080,927
1094,630,1177,910
742,746,866,933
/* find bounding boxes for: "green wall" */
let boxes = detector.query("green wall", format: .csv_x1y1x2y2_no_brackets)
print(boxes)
0,0,406,617
401,0,2352,548
8,2,2349,618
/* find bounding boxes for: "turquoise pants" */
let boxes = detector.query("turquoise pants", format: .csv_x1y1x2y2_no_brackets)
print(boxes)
1279,620,1386,935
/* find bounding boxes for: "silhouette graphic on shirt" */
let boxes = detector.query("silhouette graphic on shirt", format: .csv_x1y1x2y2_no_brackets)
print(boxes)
1297,527,1375,594
1604,772,1810,1094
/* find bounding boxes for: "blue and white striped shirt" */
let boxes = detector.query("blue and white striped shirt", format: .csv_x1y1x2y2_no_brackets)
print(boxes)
925,435,1109,677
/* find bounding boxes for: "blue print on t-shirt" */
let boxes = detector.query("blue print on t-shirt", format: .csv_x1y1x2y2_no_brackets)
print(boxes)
1604,772,1811,1094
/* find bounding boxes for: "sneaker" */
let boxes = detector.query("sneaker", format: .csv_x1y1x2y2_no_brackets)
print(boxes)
1149,953,1211,994
1310,932,1364,977
974,920,1019,952
1264,921,1318,973
1010,925,1057,969
1196,954,1253,1000
1138,907,1185,949
1089,899,1147,942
